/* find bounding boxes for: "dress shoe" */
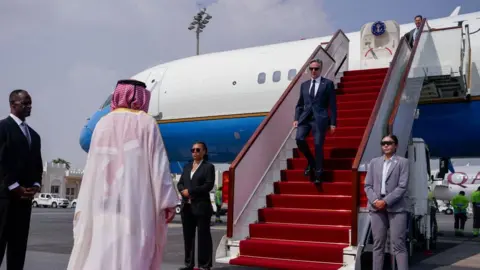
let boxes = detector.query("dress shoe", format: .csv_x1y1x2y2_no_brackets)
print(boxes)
304,165,314,176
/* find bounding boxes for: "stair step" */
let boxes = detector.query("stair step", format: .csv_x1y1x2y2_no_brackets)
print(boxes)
337,100,376,110
249,223,350,244
281,169,355,182
338,79,384,89
293,146,358,158
336,92,378,103
293,147,358,159
267,194,351,210
288,157,354,170
313,126,366,137
309,136,362,148
230,255,343,270
238,238,347,263
274,181,352,196
336,86,381,94
341,73,388,82
343,67,388,76
259,208,352,226
336,109,373,119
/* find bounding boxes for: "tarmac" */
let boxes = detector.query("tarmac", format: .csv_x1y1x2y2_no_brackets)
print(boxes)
0,208,478,270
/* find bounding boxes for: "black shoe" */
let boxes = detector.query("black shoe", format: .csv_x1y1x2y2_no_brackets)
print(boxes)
304,165,316,176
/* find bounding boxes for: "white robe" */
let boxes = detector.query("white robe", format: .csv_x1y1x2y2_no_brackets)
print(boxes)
67,109,178,270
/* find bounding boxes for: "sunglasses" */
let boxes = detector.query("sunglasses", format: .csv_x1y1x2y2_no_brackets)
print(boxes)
309,67,320,71
381,141,395,146
191,148,201,153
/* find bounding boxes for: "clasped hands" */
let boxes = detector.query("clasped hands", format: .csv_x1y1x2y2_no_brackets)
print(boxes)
14,186,40,200
373,199,387,210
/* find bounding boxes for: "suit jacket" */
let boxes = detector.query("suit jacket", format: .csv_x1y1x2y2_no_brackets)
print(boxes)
294,77,337,128
405,28,419,48
177,160,215,216
0,116,43,199
364,155,409,213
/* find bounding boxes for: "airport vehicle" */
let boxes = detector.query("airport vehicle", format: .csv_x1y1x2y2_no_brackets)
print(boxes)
32,193,70,208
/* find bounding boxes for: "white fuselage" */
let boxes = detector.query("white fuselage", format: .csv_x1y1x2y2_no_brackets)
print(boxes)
123,11,480,122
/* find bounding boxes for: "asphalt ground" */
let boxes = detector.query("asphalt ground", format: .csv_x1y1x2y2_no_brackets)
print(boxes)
0,208,478,270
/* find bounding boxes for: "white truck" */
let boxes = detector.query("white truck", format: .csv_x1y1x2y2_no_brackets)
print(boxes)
32,193,70,208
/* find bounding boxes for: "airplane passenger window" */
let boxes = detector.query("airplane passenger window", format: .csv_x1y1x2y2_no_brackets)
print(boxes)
288,69,297,81
99,94,113,109
257,72,266,84
272,71,281,82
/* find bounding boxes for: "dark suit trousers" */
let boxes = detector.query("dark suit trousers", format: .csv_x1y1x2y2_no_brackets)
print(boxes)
295,119,327,175
0,198,32,270
181,203,213,268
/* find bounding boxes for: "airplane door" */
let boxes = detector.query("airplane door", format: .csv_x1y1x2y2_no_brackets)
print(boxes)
145,67,168,119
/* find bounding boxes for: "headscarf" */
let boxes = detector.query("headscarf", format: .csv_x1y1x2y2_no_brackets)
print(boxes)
111,79,151,113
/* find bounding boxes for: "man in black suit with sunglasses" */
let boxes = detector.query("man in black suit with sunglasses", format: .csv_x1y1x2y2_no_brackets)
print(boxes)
293,59,337,184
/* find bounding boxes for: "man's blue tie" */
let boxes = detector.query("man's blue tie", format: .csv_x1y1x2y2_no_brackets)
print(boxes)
310,80,316,99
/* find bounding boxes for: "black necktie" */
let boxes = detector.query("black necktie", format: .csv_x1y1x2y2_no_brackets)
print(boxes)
310,80,316,99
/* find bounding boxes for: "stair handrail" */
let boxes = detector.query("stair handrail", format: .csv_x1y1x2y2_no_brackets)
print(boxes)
464,24,472,97
350,18,428,246
386,18,428,136
226,29,349,238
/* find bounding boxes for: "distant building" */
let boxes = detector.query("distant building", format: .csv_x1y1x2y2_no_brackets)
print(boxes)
41,162,84,200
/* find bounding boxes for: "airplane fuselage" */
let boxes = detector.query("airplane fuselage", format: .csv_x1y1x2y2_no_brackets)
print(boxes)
80,11,480,173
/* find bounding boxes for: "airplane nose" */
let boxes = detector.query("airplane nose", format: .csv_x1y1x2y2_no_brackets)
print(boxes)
79,125,93,153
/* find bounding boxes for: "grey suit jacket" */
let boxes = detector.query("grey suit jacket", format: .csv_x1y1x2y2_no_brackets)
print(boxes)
364,155,409,213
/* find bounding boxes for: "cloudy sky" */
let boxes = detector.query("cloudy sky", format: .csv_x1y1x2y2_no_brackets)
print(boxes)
0,0,478,169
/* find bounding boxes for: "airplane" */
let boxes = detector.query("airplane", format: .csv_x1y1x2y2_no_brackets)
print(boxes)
79,6,480,174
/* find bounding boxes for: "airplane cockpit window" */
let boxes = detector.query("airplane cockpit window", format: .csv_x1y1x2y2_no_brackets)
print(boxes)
99,94,113,109
257,72,266,84
272,71,281,82
288,69,297,81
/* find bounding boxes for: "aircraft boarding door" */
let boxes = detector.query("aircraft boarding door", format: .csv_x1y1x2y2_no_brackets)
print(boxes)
145,67,168,120
360,20,401,69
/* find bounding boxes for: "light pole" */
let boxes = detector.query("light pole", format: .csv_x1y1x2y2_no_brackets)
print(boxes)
188,8,212,55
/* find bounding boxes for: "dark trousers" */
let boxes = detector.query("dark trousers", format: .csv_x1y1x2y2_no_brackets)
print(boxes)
430,207,438,231
181,203,213,269
0,198,32,270
215,204,221,219
473,203,480,229
454,213,467,230
295,119,327,175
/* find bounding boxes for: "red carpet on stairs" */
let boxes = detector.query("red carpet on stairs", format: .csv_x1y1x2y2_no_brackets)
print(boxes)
229,68,388,269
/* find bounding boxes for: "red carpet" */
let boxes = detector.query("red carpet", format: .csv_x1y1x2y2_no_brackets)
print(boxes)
230,68,388,269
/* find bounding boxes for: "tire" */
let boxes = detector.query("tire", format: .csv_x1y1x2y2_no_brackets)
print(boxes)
72,202,77,208
51,202,57,208
175,206,181,214
445,208,453,215
32,201,38,207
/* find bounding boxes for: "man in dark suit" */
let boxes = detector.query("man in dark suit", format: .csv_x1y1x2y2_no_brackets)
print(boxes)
0,89,43,269
177,142,215,270
406,15,423,48
293,59,337,183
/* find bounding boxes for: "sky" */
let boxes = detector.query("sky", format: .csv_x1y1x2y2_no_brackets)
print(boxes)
0,0,478,170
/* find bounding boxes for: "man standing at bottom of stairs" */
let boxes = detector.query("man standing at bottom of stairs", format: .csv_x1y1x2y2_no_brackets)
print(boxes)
364,135,410,270
471,187,480,237
451,191,469,236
